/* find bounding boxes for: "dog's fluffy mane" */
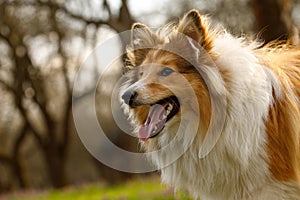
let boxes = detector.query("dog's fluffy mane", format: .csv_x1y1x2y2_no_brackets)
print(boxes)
121,9,300,200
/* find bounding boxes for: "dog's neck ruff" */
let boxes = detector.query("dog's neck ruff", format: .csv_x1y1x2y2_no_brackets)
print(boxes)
122,10,300,199
145,34,300,199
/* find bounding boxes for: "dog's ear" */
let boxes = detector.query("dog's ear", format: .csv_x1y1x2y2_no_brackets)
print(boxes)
178,9,213,50
127,23,161,66
131,23,159,46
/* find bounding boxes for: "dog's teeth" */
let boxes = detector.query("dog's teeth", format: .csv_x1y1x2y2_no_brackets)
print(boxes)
162,115,167,120
152,125,157,134
168,104,173,111
166,110,170,116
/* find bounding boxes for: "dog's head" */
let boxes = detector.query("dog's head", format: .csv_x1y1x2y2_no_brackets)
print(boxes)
121,10,217,147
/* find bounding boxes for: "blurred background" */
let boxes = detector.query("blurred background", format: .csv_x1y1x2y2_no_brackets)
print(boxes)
0,0,300,198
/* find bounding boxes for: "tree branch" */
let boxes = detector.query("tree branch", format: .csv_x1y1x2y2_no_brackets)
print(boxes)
103,0,113,19
0,79,15,94
11,124,30,188
12,124,29,157
42,1,109,27
2,0,132,32
19,105,45,148
0,31,13,48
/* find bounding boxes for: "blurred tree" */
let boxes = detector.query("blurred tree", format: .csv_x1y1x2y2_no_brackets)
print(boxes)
252,0,299,44
0,0,134,191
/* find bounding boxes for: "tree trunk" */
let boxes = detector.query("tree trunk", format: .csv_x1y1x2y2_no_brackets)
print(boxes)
44,146,68,188
11,125,30,189
11,158,29,188
252,0,298,44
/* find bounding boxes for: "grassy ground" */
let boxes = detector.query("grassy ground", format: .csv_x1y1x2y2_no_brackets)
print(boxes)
1,176,193,200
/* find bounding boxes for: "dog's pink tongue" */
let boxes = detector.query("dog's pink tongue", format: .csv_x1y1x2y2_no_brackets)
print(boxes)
138,104,166,141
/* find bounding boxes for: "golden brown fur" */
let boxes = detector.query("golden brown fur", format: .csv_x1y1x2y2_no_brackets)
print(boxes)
258,45,300,182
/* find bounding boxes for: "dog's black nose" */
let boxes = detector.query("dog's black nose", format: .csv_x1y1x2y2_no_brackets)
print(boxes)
122,89,138,107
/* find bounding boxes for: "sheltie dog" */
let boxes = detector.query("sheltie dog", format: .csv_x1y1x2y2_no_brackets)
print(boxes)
120,9,300,199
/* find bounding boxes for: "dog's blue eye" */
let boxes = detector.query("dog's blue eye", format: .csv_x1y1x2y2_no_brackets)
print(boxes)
159,67,174,76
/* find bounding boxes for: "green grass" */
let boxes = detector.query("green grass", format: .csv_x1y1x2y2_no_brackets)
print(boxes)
2,177,192,200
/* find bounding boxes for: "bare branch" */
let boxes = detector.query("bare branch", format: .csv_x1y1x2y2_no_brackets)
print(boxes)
12,124,29,157
11,124,30,188
0,31,13,48
0,79,15,94
28,124,45,148
103,0,112,19
2,0,132,31
46,2,109,27
17,102,45,148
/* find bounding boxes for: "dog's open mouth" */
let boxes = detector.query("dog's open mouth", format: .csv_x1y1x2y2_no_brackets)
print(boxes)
138,96,180,141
